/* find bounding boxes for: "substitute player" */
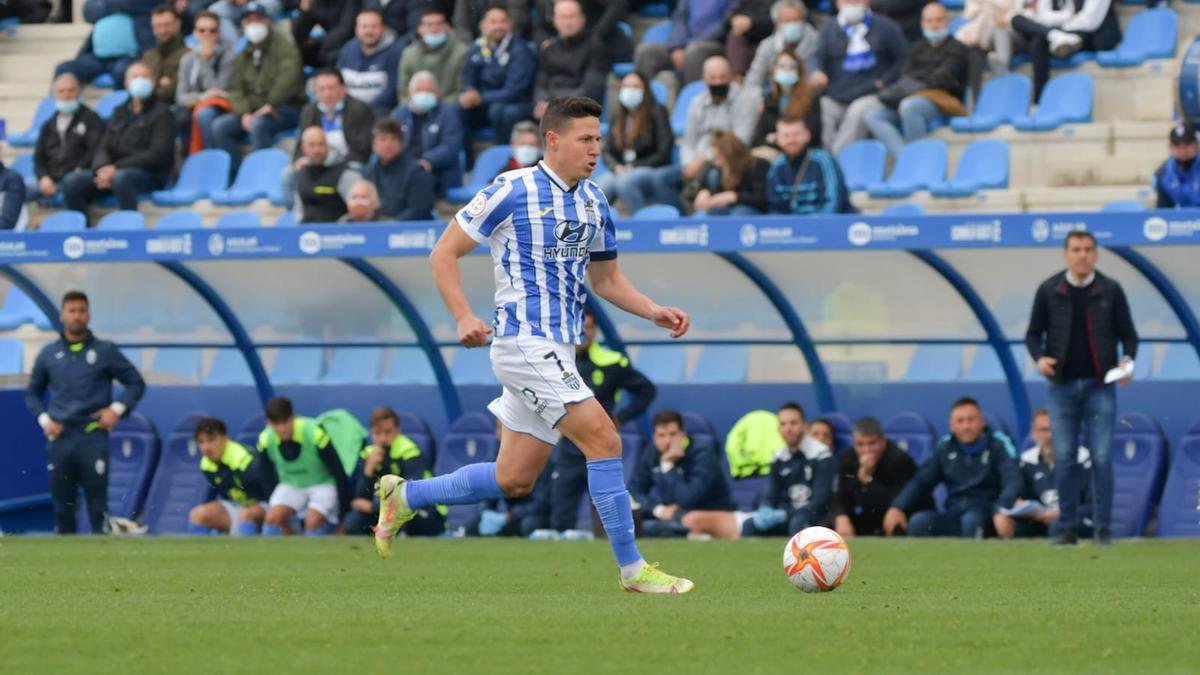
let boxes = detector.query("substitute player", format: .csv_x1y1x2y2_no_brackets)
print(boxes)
375,96,693,593
188,417,275,535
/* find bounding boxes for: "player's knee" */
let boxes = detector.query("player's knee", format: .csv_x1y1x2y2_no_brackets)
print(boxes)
498,474,536,499
188,504,207,525
304,510,326,531
242,504,265,524
265,507,290,526
582,426,621,460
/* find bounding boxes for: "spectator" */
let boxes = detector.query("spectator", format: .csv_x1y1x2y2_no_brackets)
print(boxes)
258,397,351,536
863,3,969,159
34,74,105,205
337,180,386,222
207,0,282,47
493,120,542,177
0,161,27,231
1153,124,1200,209
378,0,431,38
751,51,822,154
954,0,1027,74
208,4,304,169
549,308,656,535
1025,230,1138,546
629,410,736,538
1011,0,1120,100
595,72,674,215
766,115,854,214
187,417,274,536
532,0,609,119
807,418,837,451
831,417,924,538
459,3,537,145
809,0,908,154
296,69,375,168
337,8,406,116
143,4,187,105
292,126,361,224
648,55,757,209
343,407,443,536
61,62,176,215
745,0,820,91
883,397,1022,538
690,130,770,215
529,0,634,64
398,7,469,104
634,0,730,85
451,0,491,42
362,117,436,220
723,1,775,76
742,402,836,537
53,0,156,90
174,10,236,152
994,408,1093,539
873,0,930,43
292,0,362,68
392,71,465,194
24,290,145,534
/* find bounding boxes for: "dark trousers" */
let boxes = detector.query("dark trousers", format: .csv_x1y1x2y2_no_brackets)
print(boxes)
1010,15,1114,99
54,52,137,89
462,101,532,148
549,461,590,532
61,167,164,213
210,106,301,168
908,507,994,538
47,430,110,534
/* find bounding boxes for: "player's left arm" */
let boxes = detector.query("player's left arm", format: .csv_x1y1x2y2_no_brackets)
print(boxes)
587,259,689,338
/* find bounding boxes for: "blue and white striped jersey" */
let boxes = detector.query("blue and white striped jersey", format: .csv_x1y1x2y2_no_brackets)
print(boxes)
455,160,618,344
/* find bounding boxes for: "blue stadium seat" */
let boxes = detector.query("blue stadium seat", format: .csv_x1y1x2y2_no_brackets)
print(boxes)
215,211,262,228
837,140,887,191
867,139,947,198
210,148,289,206
882,203,924,215
237,413,266,451
150,348,201,382
1101,199,1145,212
688,345,748,383
95,90,130,120
633,345,687,384
0,285,52,330
902,344,962,382
1156,344,1200,380
274,211,296,227
671,81,706,136
380,347,437,385
10,153,34,184
820,412,854,453
141,413,211,534
0,338,22,374
151,150,231,206
612,22,635,75
436,413,500,531
270,347,325,385
8,96,55,147
96,210,145,230
76,413,162,532
155,211,203,230
621,430,643,484
92,72,115,88
1156,418,1200,536
1110,412,1167,538
649,80,669,106
446,145,511,203
38,210,86,231
637,2,670,17
731,475,767,511
397,412,436,466
449,347,497,385
949,75,1031,132
632,204,680,220
929,139,1009,197
641,20,672,45
884,412,938,465
320,347,383,384
1012,73,1093,131
204,349,254,385
682,411,719,451
1096,8,1177,67
983,413,1012,441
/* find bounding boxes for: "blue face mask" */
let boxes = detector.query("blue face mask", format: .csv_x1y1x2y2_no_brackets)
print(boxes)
781,21,804,43
923,27,950,43
422,31,447,48
55,98,80,115
513,145,540,167
618,87,644,110
773,69,799,88
128,77,154,100
410,91,438,113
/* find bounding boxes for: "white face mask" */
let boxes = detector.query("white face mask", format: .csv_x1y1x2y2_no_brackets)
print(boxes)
244,22,269,44
838,4,866,25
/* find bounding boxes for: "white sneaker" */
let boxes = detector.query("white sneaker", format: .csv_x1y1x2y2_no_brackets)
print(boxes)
1048,30,1083,58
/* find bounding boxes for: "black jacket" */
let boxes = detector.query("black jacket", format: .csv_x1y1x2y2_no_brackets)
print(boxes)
832,442,930,535
1025,271,1139,383
725,0,774,44
294,96,376,165
92,98,176,174
602,101,674,170
872,0,928,43
362,152,435,220
728,157,771,213
292,0,362,66
629,436,736,514
903,37,970,101
534,33,609,103
34,105,105,181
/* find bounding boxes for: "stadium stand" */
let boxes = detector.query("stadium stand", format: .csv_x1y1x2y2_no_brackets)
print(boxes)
949,75,1032,133
928,139,1009,198
95,210,145,230
320,347,383,385
209,149,290,207
436,413,500,531
867,139,948,198
884,413,939,466
141,413,211,535
150,150,231,207
836,140,887,192
1012,73,1094,131
1155,419,1200,537
37,210,85,231
1110,412,1168,538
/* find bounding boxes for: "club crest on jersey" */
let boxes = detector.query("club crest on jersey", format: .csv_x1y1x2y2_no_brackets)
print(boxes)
562,370,582,391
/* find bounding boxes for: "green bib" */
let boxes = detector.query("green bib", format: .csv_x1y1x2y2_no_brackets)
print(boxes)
259,417,332,488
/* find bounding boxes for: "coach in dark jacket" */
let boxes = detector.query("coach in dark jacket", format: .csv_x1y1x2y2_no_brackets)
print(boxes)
34,74,105,200
1025,230,1137,546
832,417,929,537
362,117,435,220
630,411,735,537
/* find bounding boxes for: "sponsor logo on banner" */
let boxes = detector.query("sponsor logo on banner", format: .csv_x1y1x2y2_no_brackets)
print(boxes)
1142,215,1200,241
299,231,322,255
739,224,758,247
615,228,633,242
1143,217,1168,241
848,222,872,246
1036,220,1088,241
63,236,85,259
848,222,919,246
741,224,818,247
1031,218,1050,242
658,225,709,246
950,220,1002,243
64,236,129,259
388,228,438,251
299,231,368,255
146,234,193,256
207,233,225,256
0,239,50,260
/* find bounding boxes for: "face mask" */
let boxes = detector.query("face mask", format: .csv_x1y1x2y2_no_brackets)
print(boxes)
773,69,799,88
838,5,866,25
55,99,80,115
244,22,269,44
708,83,730,100
410,91,438,113
513,145,540,167
422,31,447,48
781,21,804,43
618,87,644,110
923,27,950,43
128,77,154,100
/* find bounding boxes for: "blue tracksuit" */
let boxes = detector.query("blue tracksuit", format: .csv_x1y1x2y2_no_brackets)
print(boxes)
25,331,145,534
1015,445,1093,537
766,148,855,215
753,437,837,535
1153,158,1200,208
629,436,734,536
391,101,464,194
337,31,406,116
460,33,537,142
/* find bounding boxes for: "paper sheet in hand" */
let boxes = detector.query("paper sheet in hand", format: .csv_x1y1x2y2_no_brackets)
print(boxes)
999,501,1046,519
1104,360,1134,384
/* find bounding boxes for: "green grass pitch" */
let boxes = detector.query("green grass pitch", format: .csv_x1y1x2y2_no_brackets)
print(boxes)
1,537,1197,674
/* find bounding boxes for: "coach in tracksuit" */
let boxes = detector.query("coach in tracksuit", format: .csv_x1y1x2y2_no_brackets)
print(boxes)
25,290,145,534
549,309,655,532
884,397,1022,538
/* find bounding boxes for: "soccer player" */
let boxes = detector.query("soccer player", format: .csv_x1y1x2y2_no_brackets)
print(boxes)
258,397,351,536
187,417,275,535
344,407,444,537
376,96,694,593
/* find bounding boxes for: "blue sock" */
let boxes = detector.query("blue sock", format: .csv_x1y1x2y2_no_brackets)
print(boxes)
587,458,643,568
261,524,283,537
186,522,209,536
237,521,261,536
304,522,335,537
405,462,504,510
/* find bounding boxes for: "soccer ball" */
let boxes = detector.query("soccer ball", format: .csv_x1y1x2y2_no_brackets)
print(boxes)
782,526,851,593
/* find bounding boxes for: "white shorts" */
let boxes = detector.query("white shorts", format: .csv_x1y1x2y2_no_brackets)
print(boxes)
218,499,266,534
268,483,339,524
487,335,595,445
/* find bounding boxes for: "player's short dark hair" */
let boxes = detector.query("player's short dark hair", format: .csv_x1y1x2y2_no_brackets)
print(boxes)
194,417,228,439
483,2,510,18
265,396,294,423
152,4,180,18
951,396,980,413
194,10,219,26
776,114,807,129
852,416,884,438
61,290,88,307
369,406,399,428
653,410,683,429
1032,407,1049,420
314,67,344,84
539,96,602,139
373,116,403,141
420,6,448,20
1064,230,1096,249
357,7,384,20
778,401,806,420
